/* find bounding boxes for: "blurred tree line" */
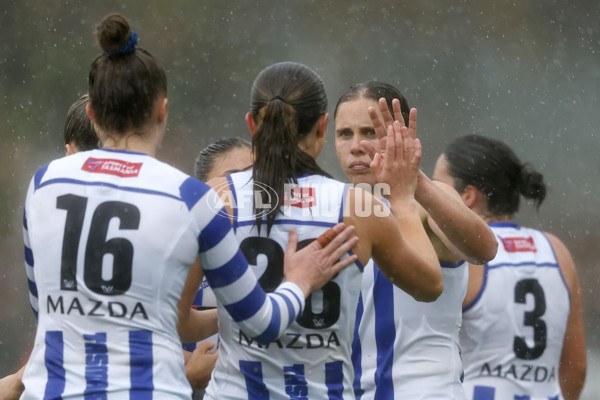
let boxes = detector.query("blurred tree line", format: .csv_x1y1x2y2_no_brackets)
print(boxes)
1,0,598,387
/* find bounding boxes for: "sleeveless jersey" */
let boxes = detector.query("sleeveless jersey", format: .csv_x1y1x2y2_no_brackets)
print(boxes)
21,149,307,399
205,171,363,400
352,258,468,400
461,222,570,400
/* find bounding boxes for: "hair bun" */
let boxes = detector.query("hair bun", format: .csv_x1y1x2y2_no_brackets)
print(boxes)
518,163,546,203
97,13,133,55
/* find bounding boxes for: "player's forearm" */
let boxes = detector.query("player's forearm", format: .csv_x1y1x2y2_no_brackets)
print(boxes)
387,197,443,301
178,309,218,343
415,174,497,264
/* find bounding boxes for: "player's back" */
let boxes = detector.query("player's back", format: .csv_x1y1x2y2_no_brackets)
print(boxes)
461,222,569,400
353,258,468,400
22,149,206,399
205,170,362,400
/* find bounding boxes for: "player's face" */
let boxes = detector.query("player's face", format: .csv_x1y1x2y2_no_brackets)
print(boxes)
207,146,253,180
334,98,382,186
432,154,458,189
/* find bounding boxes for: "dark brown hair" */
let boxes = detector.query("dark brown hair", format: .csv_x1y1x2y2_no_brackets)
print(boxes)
88,13,167,134
334,80,410,125
194,137,252,181
444,134,546,216
250,62,329,234
63,94,99,151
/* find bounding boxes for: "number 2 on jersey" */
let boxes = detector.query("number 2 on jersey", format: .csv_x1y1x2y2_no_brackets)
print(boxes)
57,194,140,295
239,236,341,330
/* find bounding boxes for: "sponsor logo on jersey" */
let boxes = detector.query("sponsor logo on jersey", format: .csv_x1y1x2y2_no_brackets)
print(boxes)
500,236,537,253
47,294,149,320
239,330,341,350
479,362,556,383
282,187,317,208
82,157,143,177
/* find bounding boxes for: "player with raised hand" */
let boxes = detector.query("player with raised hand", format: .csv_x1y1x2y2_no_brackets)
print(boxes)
202,62,442,400
334,81,497,400
19,14,357,399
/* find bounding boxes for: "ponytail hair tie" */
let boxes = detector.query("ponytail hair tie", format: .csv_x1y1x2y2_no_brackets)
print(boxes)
104,30,139,56
270,95,287,103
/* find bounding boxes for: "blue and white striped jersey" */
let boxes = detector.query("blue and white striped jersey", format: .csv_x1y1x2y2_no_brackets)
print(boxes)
352,258,468,400
21,149,305,399
205,170,362,400
460,222,569,400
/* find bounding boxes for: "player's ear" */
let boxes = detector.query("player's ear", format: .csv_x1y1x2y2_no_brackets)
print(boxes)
245,113,256,135
86,103,96,123
65,143,77,156
461,184,480,209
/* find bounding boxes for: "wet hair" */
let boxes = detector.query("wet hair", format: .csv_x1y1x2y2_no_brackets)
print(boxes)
88,13,167,134
443,134,546,216
194,137,252,181
249,62,330,234
334,80,410,125
63,94,100,150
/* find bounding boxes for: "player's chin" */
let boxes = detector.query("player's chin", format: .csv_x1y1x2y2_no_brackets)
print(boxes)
346,169,376,187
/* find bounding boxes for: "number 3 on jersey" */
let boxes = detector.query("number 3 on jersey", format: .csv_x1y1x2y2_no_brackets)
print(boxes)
513,278,547,360
239,236,341,330
57,194,140,295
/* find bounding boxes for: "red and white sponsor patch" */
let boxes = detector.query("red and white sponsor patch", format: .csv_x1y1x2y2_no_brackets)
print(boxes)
283,187,317,208
81,157,142,178
500,236,537,253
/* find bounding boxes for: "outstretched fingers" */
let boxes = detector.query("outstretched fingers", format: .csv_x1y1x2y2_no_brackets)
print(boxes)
368,106,387,140
392,98,405,127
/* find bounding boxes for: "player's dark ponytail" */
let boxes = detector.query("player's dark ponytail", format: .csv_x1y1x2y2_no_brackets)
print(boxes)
444,134,546,217
249,62,330,234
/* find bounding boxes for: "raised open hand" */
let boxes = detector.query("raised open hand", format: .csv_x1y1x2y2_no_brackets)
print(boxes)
361,107,422,201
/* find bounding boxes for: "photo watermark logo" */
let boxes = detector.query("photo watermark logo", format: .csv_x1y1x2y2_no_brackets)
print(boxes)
206,181,393,220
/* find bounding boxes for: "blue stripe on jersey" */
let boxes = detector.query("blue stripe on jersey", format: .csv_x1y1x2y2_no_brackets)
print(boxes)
280,287,303,318
192,286,204,307
182,342,197,352
226,174,239,230
514,396,530,400
325,361,344,400
239,360,269,400
236,219,336,228
487,262,558,270
440,259,465,268
37,178,181,202
34,163,50,191
251,297,281,344
372,263,395,400
129,330,154,398
27,277,38,298
202,250,248,288
473,385,495,400
84,332,108,397
24,245,34,266
273,291,296,324
23,209,28,230
197,207,232,252
463,264,489,312
31,305,38,319
179,177,211,211
352,293,364,400
44,331,65,400
223,282,267,322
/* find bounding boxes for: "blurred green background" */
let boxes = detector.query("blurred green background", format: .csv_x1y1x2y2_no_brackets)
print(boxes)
1,0,598,396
